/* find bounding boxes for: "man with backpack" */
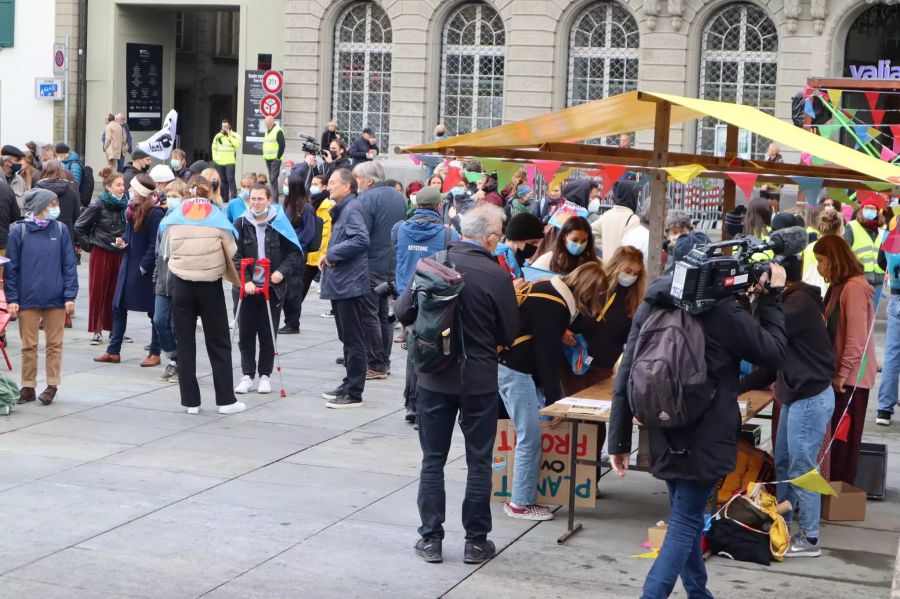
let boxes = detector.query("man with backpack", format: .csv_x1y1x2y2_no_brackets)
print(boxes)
394,204,519,566
608,264,787,598
392,186,460,424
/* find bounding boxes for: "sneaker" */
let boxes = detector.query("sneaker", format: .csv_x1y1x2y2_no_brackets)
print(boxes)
234,375,254,394
320,309,333,318
463,539,496,564
414,538,442,563
366,370,389,380
161,362,177,382
783,535,821,558
322,386,345,401
186,407,200,415
876,411,891,426
278,325,299,335
325,395,362,409
143,344,151,352
405,407,417,423
123,337,133,344
218,401,247,414
257,375,272,394
503,502,554,521
168,371,179,383
90,333,103,345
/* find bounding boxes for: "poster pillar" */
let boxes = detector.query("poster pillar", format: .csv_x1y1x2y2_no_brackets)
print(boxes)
721,124,739,240
647,99,671,278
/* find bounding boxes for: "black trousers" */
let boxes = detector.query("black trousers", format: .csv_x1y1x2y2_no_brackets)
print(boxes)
266,159,282,201
332,297,367,400
360,270,393,372
238,293,281,378
417,387,499,542
281,266,310,330
171,277,237,408
215,163,237,201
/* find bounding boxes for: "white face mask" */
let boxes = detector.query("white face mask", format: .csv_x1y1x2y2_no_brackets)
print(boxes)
251,206,268,217
617,273,638,287
282,185,290,196
309,185,322,195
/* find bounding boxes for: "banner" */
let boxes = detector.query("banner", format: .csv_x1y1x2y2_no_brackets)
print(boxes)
137,109,178,161
491,420,598,508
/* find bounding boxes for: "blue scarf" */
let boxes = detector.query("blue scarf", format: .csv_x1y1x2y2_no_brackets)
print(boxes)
237,204,301,250
159,199,237,236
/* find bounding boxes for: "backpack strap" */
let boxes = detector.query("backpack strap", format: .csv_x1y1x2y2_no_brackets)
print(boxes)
548,275,578,323
595,292,617,322
443,225,451,250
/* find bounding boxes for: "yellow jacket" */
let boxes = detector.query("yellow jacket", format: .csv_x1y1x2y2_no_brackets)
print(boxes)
307,199,335,266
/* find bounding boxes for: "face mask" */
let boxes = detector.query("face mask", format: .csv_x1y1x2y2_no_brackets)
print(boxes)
451,188,466,198
282,186,290,196
587,199,601,213
436,131,446,137
251,206,268,217
10,163,22,175
861,208,878,221
167,198,181,211
410,194,417,205
239,189,250,200
47,206,61,220
309,186,321,196
170,159,181,170
565,241,587,256
617,273,638,287
515,244,538,266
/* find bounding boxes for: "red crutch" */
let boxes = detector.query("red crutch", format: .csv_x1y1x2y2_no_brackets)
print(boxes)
230,257,255,345
256,258,286,398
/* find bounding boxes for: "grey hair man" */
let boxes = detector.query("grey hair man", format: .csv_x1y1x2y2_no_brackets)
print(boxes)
395,202,519,566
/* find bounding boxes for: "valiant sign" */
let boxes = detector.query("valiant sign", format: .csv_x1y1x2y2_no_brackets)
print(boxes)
849,60,900,80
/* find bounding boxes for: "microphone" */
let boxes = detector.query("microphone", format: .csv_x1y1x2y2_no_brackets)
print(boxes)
297,133,317,142
762,226,808,256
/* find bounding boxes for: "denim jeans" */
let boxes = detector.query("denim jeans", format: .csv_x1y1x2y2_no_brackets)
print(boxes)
107,308,159,356
877,295,900,415
642,479,716,599
498,364,544,506
152,294,177,356
775,387,834,540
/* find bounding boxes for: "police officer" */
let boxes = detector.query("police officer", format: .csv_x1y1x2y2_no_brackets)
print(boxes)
262,115,285,200
211,119,241,201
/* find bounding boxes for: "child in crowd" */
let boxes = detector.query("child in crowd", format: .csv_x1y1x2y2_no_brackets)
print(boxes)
227,172,257,223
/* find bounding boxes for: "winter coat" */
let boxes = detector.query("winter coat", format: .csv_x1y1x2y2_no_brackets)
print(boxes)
162,224,238,286
306,197,335,267
391,209,459,295
479,183,504,208
233,210,303,304
0,178,21,249
73,198,127,252
104,120,126,160
113,206,165,312
395,241,519,396
287,202,317,251
608,275,786,481
122,163,148,191
359,182,408,274
348,137,377,165
59,151,84,188
316,155,352,184
440,193,477,234
321,129,339,151
33,179,81,250
320,194,370,300
825,275,878,389
591,205,639,260
4,219,78,309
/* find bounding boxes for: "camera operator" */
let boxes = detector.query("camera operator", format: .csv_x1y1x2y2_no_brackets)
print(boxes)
608,263,787,598
318,139,351,184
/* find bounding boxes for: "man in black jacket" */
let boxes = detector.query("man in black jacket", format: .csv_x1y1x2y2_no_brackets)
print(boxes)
123,150,153,190
609,268,786,598
354,161,408,379
396,204,518,566
348,128,378,166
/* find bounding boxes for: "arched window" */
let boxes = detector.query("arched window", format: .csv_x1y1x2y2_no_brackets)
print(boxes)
697,3,778,158
333,2,392,150
440,3,506,135
567,2,640,106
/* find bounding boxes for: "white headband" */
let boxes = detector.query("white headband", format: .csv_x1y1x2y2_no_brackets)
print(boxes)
130,179,154,198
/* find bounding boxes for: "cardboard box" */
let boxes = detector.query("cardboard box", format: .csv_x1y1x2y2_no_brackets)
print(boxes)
822,481,867,521
648,523,668,552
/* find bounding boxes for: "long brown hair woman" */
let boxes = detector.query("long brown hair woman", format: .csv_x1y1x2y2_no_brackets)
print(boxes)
813,235,877,485
530,216,599,274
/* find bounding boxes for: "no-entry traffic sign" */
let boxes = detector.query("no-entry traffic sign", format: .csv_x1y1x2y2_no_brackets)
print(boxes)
260,94,282,117
262,70,283,94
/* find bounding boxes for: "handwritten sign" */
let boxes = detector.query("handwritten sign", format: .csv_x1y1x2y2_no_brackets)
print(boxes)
491,420,598,508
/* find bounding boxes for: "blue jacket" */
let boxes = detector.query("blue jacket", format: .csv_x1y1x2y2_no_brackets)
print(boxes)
4,220,78,309
226,197,247,223
360,183,408,274
60,151,84,188
321,194,370,300
113,206,164,312
392,209,459,294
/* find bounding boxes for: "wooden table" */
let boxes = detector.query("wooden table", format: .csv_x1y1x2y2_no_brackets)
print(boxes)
539,379,774,544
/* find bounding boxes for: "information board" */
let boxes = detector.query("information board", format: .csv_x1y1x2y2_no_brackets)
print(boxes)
243,69,283,155
126,43,163,131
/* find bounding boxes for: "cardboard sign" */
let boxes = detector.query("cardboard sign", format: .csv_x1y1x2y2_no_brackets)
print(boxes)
491,420,598,508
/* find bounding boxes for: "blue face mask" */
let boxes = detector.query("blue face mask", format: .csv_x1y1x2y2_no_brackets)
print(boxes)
47,206,61,221
309,185,322,195
861,207,878,221
240,189,250,200
451,188,465,198
170,159,181,171
566,240,587,256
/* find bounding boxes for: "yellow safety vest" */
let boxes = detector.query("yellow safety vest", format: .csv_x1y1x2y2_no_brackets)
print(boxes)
848,220,884,275
211,131,241,165
750,226,774,263
262,125,284,161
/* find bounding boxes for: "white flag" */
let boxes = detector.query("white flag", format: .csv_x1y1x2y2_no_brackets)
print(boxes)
137,109,178,160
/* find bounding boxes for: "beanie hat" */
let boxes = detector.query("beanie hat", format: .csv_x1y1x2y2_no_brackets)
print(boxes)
415,186,442,207
131,149,150,161
771,211,799,231
505,212,544,241
54,142,70,154
24,188,57,215
859,193,886,210
149,164,175,184
724,205,746,238
189,159,210,175
672,231,711,261
515,184,532,199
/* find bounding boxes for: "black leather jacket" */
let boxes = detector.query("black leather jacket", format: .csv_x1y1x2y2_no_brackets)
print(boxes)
74,198,127,253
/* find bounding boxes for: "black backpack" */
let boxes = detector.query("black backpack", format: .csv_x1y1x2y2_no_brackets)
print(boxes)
628,307,714,429
79,165,94,207
408,252,465,374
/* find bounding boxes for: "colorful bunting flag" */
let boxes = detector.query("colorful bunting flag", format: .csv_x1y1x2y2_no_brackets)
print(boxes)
881,146,898,163
817,124,840,139
865,180,893,192
550,167,574,188
495,162,522,193
525,164,536,187
463,171,484,183
409,154,422,166
663,164,706,185
826,89,843,107
852,125,872,144
834,412,850,443
533,160,563,184
791,177,825,206
871,109,886,128
827,188,849,204
479,158,501,176
442,167,463,193
599,164,628,196
789,468,838,496
864,91,880,112
811,157,827,166
843,108,858,120
804,99,817,119
882,227,900,254
868,127,882,140
726,172,759,198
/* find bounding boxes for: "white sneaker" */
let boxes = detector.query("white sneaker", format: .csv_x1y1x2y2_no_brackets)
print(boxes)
218,401,246,414
234,375,254,394
257,375,272,394
186,407,200,415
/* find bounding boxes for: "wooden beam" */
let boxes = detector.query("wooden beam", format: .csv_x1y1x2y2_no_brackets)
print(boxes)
722,124,739,239
807,78,900,92
648,101,671,278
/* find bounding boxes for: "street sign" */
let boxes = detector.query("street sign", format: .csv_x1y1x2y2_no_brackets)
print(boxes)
262,70,283,94
35,78,64,100
260,94,281,117
53,43,66,75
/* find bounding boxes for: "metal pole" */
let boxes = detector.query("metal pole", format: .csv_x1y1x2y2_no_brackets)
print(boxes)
64,35,70,145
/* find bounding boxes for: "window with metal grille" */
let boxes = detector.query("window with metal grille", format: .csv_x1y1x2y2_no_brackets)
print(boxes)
697,3,777,159
332,2,392,151
440,3,505,135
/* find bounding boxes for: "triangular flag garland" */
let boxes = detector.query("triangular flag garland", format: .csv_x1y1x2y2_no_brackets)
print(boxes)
664,164,706,185
550,167,574,188
599,164,628,197
868,127,882,141
525,164,536,187
726,172,759,198
791,176,825,206
826,89,843,107
864,91,880,112
533,160,562,184
409,154,422,166
828,187,849,204
495,161,522,192
811,156,827,167
834,412,850,443
852,125,872,144
463,171,483,183
881,146,898,163
865,180,893,192
790,468,838,496
817,124,840,139
441,166,463,193
871,109,886,128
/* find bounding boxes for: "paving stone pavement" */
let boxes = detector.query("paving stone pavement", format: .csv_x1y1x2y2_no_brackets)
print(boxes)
0,259,896,598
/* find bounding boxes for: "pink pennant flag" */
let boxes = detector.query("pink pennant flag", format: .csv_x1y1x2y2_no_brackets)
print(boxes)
409,154,422,166
533,160,563,184
865,91,881,112
726,172,759,198
881,145,897,162
871,109,886,128
525,164,536,187
599,164,628,197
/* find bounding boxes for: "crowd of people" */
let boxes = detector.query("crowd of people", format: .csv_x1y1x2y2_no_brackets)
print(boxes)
0,118,898,597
